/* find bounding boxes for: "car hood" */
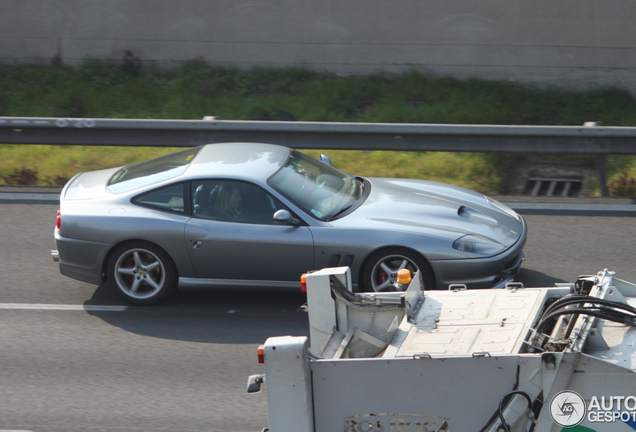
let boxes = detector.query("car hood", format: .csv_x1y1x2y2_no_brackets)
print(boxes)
333,178,524,247
62,167,121,200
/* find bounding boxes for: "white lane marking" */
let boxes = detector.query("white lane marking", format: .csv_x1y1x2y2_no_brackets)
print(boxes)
0,303,128,312
0,430,35,432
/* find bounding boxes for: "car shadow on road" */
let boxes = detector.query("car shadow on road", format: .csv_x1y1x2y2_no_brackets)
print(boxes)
83,268,566,344
515,268,568,287
84,283,310,345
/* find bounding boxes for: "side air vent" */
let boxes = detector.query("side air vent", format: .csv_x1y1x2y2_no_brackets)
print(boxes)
328,254,354,267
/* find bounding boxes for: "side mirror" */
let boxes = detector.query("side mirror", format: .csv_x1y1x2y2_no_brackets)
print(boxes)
273,209,301,225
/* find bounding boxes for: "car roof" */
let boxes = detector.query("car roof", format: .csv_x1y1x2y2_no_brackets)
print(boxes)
185,142,292,181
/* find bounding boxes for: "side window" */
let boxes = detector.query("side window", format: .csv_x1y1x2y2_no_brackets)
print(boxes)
133,183,185,213
191,180,287,224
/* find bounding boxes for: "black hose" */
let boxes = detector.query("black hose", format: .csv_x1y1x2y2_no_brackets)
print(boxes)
543,295,636,317
497,391,533,432
478,367,522,432
535,306,636,335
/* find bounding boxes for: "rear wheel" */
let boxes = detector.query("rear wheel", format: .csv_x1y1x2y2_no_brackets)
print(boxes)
107,241,177,305
361,248,435,292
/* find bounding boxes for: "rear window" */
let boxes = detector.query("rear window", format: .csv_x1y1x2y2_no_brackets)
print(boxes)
107,147,201,194
133,183,187,214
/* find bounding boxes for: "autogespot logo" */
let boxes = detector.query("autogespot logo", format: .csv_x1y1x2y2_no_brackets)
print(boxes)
550,390,586,427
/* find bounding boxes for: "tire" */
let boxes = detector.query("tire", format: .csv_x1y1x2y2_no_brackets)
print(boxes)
107,241,178,305
360,248,435,292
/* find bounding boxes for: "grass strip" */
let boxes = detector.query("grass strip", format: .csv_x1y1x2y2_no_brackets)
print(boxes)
2,60,636,194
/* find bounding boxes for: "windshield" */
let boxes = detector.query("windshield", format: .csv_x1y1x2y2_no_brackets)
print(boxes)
268,150,363,221
107,146,201,194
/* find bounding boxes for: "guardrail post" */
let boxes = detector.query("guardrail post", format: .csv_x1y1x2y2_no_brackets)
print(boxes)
597,154,608,197
584,122,608,197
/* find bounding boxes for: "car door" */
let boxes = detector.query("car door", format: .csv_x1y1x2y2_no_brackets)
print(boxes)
184,179,314,284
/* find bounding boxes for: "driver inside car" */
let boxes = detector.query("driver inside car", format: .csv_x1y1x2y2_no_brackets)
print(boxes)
213,183,243,221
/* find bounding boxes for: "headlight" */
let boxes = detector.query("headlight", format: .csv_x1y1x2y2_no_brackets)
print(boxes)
453,234,505,255
485,196,520,220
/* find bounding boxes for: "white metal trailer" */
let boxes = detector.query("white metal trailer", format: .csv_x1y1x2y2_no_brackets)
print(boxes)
248,267,636,432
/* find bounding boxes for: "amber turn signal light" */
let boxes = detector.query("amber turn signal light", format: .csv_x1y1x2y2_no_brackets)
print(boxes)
397,269,412,285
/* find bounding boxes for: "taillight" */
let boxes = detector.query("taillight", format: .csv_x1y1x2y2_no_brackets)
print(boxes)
56,210,61,230
301,273,307,292
257,344,265,364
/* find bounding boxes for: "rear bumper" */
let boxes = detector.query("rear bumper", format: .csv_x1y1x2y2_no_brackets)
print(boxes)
54,229,111,285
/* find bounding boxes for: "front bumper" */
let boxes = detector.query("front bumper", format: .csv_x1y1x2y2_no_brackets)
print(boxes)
430,219,527,289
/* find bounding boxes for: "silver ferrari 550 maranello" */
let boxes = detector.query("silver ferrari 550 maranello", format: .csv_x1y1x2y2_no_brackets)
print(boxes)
52,142,526,305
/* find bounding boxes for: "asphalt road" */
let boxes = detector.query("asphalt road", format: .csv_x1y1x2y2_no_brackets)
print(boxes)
1,202,635,431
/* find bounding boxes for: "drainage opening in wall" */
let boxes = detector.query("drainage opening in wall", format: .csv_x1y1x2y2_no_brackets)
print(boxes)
523,178,582,197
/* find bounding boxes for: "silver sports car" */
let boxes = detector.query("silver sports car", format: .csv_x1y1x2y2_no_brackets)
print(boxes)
52,142,526,305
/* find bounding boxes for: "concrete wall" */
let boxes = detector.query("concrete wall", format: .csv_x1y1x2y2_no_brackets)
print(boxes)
3,0,636,90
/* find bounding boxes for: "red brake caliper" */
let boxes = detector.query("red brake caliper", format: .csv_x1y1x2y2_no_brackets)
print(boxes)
379,269,388,284
124,256,134,283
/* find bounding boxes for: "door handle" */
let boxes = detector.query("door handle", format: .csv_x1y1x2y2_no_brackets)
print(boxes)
193,241,203,249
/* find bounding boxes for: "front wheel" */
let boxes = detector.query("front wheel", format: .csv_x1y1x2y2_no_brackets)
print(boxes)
361,248,435,292
107,242,178,305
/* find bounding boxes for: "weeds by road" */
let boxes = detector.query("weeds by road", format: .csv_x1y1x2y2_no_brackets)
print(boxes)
2,60,636,194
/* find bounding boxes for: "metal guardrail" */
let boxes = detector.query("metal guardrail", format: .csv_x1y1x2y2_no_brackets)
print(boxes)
1,116,633,196
1,116,635,153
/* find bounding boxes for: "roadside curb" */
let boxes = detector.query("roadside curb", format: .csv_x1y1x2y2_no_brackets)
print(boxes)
2,190,636,216
0,192,60,204
505,202,636,216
